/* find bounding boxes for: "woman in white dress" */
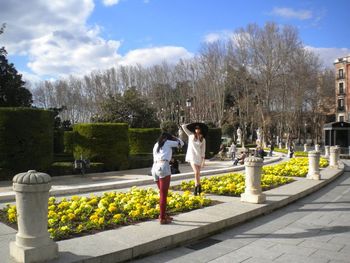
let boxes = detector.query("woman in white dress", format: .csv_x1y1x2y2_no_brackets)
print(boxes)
181,123,206,195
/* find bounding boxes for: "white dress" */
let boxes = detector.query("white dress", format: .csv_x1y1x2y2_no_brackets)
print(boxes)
182,125,206,166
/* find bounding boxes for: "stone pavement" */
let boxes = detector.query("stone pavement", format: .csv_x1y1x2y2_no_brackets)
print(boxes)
0,156,345,263
135,161,350,263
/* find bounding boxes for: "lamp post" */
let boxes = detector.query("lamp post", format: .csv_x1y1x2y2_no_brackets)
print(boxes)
176,100,180,125
186,97,193,123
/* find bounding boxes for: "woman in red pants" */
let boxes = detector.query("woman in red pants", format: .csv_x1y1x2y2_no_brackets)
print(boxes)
151,132,184,224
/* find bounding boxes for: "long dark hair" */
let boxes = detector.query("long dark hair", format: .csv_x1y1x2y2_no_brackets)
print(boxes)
194,126,204,142
157,132,174,153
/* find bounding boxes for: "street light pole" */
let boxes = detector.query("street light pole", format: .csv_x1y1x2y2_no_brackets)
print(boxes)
186,98,192,123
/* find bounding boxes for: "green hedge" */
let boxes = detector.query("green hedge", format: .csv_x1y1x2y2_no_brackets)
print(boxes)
54,129,64,153
0,108,54,179
63,131,75,154
73,123,129,170
129,128,161,154
49,162,105,176
206,128,222,156
128,154,153,169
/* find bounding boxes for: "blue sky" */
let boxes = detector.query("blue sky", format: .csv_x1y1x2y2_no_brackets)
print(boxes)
1,0,350,82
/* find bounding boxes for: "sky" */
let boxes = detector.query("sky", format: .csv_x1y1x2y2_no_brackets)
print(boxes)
1,0,350,83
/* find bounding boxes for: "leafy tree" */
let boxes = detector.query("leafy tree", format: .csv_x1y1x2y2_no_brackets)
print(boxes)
99,86,160,128
160,121,179,135
0,23,32,107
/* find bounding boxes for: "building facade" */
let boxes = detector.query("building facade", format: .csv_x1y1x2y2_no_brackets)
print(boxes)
334,55,350,122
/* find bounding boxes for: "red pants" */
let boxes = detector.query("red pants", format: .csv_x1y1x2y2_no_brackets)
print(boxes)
156,175,171,220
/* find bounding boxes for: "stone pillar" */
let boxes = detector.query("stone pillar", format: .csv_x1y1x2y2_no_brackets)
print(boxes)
307,151,320,180
304,144,308,152
324,146,330,158
315,144,320,152
10,170,58,263
241,157,266,204
329,147,339,169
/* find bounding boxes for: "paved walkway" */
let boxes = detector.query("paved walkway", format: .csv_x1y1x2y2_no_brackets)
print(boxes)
0,156,345,263
133,161,350,263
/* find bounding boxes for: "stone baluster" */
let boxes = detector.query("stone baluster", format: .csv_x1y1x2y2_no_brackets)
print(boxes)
10,170,58,263
329,147,339,169
315,144,320,152
324,146,330,158
241,157,266,204
307,151,321,180
304,144,308,152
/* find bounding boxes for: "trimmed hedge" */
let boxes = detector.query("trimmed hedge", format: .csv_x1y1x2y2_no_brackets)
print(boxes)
73,123,129,170
0,108,54,179
63,131,75,154
206,128,222,156
129,128,161,154
49,162,105,176
54,129,64,153
128,154,153,170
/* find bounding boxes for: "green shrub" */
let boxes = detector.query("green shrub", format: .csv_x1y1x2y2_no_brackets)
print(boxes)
73,123,129,171
129,128,161,154
160,121,178,135
206,128,222,156
54,129,64,153
0,108,54,179
221,123,234,137
53,153,74,162
129,154,153,169
63,131,75,154
48,162,105,176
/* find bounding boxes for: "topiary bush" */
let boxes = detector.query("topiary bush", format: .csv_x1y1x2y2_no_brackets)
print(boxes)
63,131,75,154
0,108,54,179
206,128,222,156
73,123,129,171
129,128,161,154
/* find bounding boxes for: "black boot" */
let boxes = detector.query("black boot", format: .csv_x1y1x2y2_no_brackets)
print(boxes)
198,184,202,195
194,185,198,196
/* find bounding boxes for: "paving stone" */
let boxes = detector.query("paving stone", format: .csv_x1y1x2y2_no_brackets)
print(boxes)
268,243,317,256
273,253,329,263
297,239,345,252
312,249,350,261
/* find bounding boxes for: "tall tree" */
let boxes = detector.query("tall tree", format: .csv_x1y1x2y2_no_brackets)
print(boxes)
0,23,32,107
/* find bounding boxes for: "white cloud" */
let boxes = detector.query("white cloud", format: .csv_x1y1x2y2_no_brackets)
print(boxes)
102,0,120,6
271,7,312,20
120,46,193,67
1,0,192,80
305,46,350,68
203,30,235,43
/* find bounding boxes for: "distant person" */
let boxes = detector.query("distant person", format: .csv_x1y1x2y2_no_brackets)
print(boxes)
169,157,180,174
233,151,246,165
269,143,274,156
151,132,184,224
228,142,237,164
181,123,207,196
288,145,294,158
218,144,227,159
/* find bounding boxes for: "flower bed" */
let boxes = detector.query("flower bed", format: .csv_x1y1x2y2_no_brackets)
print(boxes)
0,187,212,241
176,173,293,196
175,157,329,195
263,157,328,177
